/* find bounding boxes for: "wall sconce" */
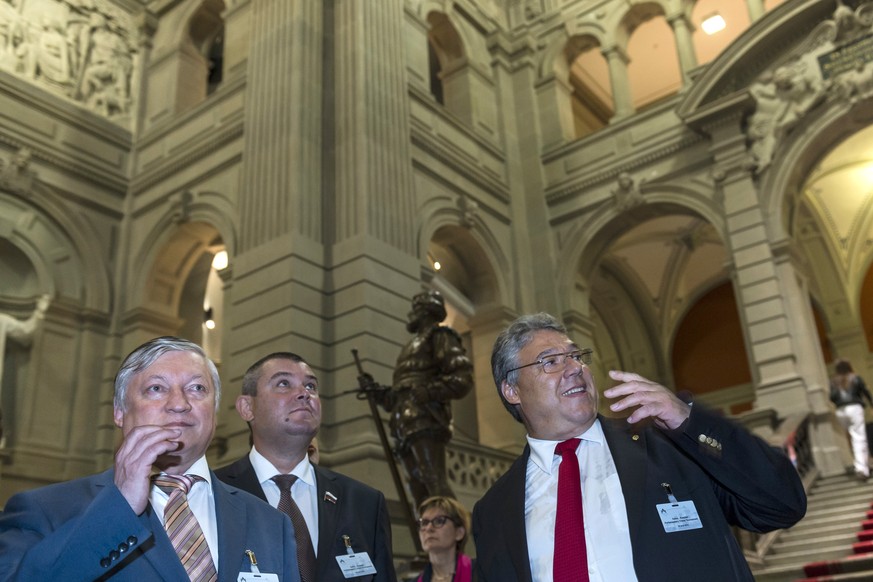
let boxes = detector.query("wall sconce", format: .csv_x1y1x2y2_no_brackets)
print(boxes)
204,307,216,330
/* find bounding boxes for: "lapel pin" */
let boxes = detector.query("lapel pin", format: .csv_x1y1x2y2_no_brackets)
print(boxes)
632,434,639,441
324,491,338,504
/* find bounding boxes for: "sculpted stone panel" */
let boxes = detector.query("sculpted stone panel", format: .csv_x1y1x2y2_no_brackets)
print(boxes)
0,0,135,124
749,1,873,174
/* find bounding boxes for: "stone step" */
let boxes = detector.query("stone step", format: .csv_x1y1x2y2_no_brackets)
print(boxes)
752,474,873,581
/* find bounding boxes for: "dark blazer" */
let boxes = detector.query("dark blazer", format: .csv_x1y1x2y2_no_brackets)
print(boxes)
472,406,807,582
215,455,398,582
0,468,299,582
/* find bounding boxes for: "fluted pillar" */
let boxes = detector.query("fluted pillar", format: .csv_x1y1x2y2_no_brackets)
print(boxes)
333,0,417,253
602,45,634,120
238,0,323,250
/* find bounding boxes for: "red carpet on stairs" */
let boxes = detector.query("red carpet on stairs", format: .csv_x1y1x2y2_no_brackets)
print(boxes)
798,499,873,580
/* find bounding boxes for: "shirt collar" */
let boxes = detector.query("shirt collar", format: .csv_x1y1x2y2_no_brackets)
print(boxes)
150,455,212,495
526,418,605,475
249,446,316,488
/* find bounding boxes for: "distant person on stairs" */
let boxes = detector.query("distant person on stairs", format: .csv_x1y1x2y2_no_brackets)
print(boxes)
830,358,873,480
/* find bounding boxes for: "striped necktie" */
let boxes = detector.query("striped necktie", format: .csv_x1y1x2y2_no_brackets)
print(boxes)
272,473,317,582
153,474,218,582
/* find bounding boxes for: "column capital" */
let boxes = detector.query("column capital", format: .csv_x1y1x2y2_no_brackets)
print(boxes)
601,44,629,64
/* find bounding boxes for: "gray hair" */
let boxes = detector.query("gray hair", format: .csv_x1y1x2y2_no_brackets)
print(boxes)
491,313,567,423
113,336,221,412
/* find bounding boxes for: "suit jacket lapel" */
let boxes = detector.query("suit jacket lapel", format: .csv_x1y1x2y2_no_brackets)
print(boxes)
222,457,268,502
600,416,648,552
141,499,192,580
504,447,533,582
214,473,248,582
314,466,342,578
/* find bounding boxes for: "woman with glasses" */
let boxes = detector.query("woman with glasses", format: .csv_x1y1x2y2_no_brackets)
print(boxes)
414,496,475,582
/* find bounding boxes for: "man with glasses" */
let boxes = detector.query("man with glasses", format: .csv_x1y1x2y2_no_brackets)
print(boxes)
472,313,806,582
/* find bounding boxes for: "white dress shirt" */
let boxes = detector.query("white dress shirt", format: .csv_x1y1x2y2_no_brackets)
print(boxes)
249,446,320,555
524,419,638,582
149,455,219,569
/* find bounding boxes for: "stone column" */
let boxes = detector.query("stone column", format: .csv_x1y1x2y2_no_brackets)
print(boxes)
534,74,577,149
666,12,697,84
227,0,328,421
325,0,423,501
238,0,323,250
706,114,844,475
746,0,766,22
602,45,634,120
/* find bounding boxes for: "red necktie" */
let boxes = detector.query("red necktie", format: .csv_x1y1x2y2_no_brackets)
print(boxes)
554,438,589,582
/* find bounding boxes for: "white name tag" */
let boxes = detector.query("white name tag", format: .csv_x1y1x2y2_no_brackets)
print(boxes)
237,573,279,582
336,551,378,578
656,500,703,532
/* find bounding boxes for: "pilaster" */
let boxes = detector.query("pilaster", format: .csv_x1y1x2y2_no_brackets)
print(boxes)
333,0,417,254
238,0,324,250
706,112,845,474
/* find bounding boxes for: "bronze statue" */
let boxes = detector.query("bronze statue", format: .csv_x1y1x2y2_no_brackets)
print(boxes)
370,290,473,509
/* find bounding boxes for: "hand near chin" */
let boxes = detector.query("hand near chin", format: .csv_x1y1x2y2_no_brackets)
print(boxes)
603,370,691,431
114,425,182,514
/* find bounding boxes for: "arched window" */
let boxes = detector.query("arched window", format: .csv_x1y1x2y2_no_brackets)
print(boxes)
565,35,611,138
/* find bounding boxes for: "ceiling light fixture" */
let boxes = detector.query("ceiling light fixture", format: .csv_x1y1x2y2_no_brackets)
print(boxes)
701,13,725,35
212,250,228,270
204,307,216,330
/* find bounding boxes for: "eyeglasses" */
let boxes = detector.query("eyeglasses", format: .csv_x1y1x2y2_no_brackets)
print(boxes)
507,349,593,375
418,515,453,529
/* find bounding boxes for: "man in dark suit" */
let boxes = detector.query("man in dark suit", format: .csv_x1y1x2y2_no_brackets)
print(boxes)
215,352,397,582
473,313,807,582
0,336,299,581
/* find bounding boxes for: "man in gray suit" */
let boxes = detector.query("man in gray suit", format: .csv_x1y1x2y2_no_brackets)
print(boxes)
216,351,397,582
0,336,299,582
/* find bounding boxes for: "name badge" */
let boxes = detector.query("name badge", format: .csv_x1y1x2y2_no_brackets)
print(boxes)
335,551,377,578
656,500,703,532
239,549,280,582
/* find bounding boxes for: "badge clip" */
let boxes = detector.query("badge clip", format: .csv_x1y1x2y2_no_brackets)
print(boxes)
245,549,261,574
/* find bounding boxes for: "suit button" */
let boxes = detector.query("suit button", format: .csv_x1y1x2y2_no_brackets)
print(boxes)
109,550,120,561
127,536,137,547
118,543,128,554
698,434,707,443
100,557,111,568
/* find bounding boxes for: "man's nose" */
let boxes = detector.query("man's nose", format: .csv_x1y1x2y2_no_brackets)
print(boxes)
563,356,584,376
166,388,192,411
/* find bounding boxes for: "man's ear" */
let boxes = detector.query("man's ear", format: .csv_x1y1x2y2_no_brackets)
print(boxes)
236,395,254,422
113,407,123,429
501,380,520,405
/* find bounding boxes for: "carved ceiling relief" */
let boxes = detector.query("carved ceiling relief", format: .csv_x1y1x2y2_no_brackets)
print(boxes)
748,0,873,174
0,147,36,196
0,0,136,124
